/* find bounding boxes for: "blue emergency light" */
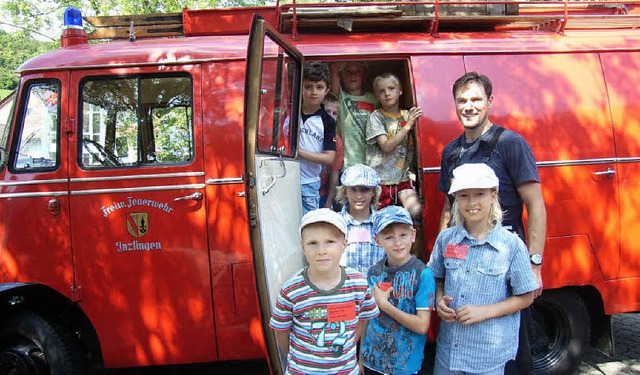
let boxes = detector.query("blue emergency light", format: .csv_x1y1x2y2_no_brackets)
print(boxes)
63,7,83,29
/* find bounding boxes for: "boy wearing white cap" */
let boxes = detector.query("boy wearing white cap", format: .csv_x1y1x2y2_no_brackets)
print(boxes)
427,163,538,375
336,164,385,275
270,208,379,375
361,206,436,375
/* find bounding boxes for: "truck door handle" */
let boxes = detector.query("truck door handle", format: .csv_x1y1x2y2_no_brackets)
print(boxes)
174,192,203,201
592,167,616,178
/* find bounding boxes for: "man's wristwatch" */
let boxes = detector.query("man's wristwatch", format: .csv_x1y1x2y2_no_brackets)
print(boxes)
530,253,543,266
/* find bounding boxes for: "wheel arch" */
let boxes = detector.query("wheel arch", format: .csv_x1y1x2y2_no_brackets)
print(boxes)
0,282,104,371
575,285,613,357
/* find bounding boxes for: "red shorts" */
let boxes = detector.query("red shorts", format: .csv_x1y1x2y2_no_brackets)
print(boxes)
378,181,415,209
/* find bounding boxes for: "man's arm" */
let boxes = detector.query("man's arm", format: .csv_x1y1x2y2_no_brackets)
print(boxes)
274,329,291,356
518,181,547,297
438,196,452,232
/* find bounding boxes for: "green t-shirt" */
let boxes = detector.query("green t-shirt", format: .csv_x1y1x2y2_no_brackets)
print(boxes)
339,89,377,169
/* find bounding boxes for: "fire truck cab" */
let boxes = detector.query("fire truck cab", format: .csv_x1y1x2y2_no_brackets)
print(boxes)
1,2,640,374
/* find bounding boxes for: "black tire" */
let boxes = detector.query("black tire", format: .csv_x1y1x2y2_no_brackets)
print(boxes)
531,288,590,375
0,311,86,375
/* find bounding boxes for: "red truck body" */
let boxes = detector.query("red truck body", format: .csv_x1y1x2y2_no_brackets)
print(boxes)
1,2,639,373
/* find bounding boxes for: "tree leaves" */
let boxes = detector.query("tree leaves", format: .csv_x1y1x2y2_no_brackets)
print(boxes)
0,30,56,90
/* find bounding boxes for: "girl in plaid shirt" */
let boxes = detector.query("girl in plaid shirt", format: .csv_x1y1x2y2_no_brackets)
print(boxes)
428,163,538,375
337,164,385,276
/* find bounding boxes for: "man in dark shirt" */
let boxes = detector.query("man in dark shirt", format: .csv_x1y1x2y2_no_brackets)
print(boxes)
438,72,547,375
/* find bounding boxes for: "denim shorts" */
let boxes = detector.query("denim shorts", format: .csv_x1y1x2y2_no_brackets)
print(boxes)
301,180,321,215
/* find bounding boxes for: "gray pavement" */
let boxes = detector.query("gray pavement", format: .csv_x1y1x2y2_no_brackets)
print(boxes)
577,313,640,375
103,313,640,374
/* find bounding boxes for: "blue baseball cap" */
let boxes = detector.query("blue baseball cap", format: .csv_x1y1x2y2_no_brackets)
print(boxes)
374,206,413,234
341,164,380,188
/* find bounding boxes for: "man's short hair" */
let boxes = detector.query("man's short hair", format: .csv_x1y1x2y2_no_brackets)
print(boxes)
304,61,330,85
452,71,493,99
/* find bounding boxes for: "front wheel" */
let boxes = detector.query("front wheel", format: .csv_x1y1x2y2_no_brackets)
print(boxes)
0,311,86,375
531,288,590,375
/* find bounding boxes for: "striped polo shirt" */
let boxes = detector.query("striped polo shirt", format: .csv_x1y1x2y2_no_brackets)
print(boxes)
270,266,379,375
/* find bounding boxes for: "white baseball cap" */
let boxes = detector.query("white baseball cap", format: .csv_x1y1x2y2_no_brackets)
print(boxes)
299,208,348,236
448,163,499,195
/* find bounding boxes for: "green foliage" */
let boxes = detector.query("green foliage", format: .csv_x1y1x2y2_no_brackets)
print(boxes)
0,30,57,91
0,90,13,100
0,0,267,91
0,0,267,37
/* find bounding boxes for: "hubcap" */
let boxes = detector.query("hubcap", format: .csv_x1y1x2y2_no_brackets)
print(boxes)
0,341,48,375
531,303,571,371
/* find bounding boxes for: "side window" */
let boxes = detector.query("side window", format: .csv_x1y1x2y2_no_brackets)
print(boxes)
12,81,60,171
80,75,193,169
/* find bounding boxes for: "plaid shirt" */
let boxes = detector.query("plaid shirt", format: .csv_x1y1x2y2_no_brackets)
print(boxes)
340,205,385,276
427,224,538,373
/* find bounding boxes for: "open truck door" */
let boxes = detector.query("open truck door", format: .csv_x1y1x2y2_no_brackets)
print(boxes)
244,15,305,374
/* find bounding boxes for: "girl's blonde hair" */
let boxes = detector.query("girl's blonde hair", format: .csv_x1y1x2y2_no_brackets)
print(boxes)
373,72,402,92
450,188,503,227
336,185,382,207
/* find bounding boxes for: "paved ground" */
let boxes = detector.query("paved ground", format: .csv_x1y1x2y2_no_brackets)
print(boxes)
104,313,640,375
576,313,640,375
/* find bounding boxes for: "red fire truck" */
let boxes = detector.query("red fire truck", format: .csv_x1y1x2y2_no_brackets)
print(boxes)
1,1,639,374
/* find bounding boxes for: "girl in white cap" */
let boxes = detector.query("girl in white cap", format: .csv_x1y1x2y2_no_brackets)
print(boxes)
427,163,538,375
336,164,385,276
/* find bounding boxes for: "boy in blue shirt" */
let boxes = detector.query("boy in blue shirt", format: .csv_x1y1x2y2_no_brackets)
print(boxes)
361,206,436,375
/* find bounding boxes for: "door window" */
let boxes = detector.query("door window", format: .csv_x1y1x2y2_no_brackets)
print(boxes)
79,75,193,168
257,36,300,158
12,81,60,171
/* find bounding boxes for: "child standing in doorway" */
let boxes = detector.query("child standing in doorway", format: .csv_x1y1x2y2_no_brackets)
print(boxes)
330,62,377,169
361,205,436,375
299,61,337,215
427,163,538,375
269,208,379,374
365,72,422,219
319,93,344,211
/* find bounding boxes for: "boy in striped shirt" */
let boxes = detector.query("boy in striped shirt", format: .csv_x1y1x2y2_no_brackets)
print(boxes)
270,208,379,374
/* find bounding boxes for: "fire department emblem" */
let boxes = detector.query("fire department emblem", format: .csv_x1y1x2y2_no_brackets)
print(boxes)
126,212,148,238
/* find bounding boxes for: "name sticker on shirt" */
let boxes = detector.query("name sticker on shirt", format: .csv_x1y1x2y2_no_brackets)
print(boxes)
357,101,375,112
444,243,470,260
327,301,357,323
348,228,371,244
